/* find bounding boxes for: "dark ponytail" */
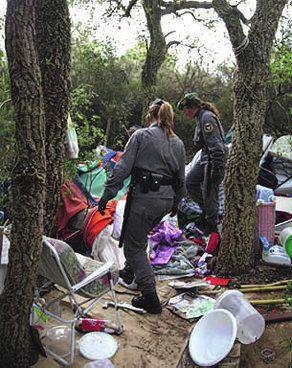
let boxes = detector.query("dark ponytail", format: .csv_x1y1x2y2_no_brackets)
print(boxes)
201,101,220,117
186,97,220,117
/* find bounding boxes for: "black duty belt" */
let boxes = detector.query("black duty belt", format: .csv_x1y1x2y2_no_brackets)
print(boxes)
131,167,173,192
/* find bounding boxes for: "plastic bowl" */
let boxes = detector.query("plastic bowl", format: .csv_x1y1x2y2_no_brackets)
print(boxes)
189,309,237,367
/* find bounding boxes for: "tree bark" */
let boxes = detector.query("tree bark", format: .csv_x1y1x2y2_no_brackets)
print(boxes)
141,0,167,110
213,0,288,274
36,0,71,237
0,0,46,366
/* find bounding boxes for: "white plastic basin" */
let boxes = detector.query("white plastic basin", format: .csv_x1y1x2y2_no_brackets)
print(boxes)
189,309,237,367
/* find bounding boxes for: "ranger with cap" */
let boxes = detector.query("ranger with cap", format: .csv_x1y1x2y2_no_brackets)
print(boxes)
98,99,185,314
178,92,227,235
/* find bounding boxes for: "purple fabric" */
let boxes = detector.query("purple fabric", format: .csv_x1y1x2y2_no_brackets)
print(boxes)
149,221,182,246
151,245,178,266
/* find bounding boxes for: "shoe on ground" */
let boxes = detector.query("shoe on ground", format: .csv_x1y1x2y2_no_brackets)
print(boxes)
118,267,138,290
118,277,138,290
131,290,162,314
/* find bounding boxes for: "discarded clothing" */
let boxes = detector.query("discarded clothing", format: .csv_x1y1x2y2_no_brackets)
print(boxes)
150,244,178,266
149,221,182,246
204,276,231,287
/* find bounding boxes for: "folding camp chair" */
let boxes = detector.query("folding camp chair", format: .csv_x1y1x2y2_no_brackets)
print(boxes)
33,237,122,366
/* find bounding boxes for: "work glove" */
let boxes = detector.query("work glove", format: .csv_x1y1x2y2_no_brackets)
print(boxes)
98,197,108,215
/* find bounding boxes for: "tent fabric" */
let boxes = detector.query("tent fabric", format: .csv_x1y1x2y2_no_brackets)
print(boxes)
77,161,130,200
56,179,117,249
56,180,89,235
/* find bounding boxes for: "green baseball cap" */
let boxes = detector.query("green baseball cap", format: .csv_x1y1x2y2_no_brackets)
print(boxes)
177,92,199,110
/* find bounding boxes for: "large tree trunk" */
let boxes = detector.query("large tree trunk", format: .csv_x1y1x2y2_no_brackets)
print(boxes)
0,1,46,366
36,0,71,237
141,0,167,115
216,66,266,274
213,0,288,274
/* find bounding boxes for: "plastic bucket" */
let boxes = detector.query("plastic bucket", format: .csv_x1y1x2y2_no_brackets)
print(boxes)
45,326,71,357
215,290,265,344
279,227,292,257
189,309,237,366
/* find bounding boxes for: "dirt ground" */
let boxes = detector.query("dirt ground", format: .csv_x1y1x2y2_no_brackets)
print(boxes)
33,276,292,368
34,282,193,368
241,322,292,368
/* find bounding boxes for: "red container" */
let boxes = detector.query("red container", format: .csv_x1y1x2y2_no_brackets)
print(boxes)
79,318,107,332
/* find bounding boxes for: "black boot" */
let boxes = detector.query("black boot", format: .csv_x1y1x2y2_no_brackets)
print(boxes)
132,290,162,314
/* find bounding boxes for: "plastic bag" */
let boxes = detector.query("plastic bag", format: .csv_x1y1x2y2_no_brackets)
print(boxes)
91,224,126,269
67,114,79,159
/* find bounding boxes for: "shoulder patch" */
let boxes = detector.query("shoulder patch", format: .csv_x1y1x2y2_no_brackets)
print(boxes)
204,122,214,133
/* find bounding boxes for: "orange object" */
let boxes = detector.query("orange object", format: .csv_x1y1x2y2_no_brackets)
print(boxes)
83,201,117,248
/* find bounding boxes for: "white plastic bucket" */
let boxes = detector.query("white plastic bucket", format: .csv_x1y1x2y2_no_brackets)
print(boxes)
215,290,265,344
189,309,237,367
279,227,292,257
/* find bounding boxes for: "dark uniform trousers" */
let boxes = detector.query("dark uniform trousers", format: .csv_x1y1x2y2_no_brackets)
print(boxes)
186,161,222,227
123,196,173,292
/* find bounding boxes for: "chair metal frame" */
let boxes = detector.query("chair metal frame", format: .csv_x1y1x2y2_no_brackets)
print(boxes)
33,239,122,366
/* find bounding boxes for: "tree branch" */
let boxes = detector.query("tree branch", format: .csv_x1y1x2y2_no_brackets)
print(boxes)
212,0,246,55
161,1,213,15
172,9,206,22
124,0,139,17
167,40,181,49
248,0,289,49
108,0,138,17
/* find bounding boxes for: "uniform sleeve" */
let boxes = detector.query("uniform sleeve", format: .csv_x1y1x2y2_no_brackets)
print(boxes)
201,115,226,170
173,141,186,207
101,131,141,201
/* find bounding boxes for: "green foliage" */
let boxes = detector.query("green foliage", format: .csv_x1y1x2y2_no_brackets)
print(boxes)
266,22,292,136
68,32,236,158
271,43,292,85
271,24,292,85
71,35,140,149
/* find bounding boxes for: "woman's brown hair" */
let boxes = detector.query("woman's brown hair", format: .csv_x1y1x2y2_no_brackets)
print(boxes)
146,104,160,127
190,98,220,117
157,102,174,138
